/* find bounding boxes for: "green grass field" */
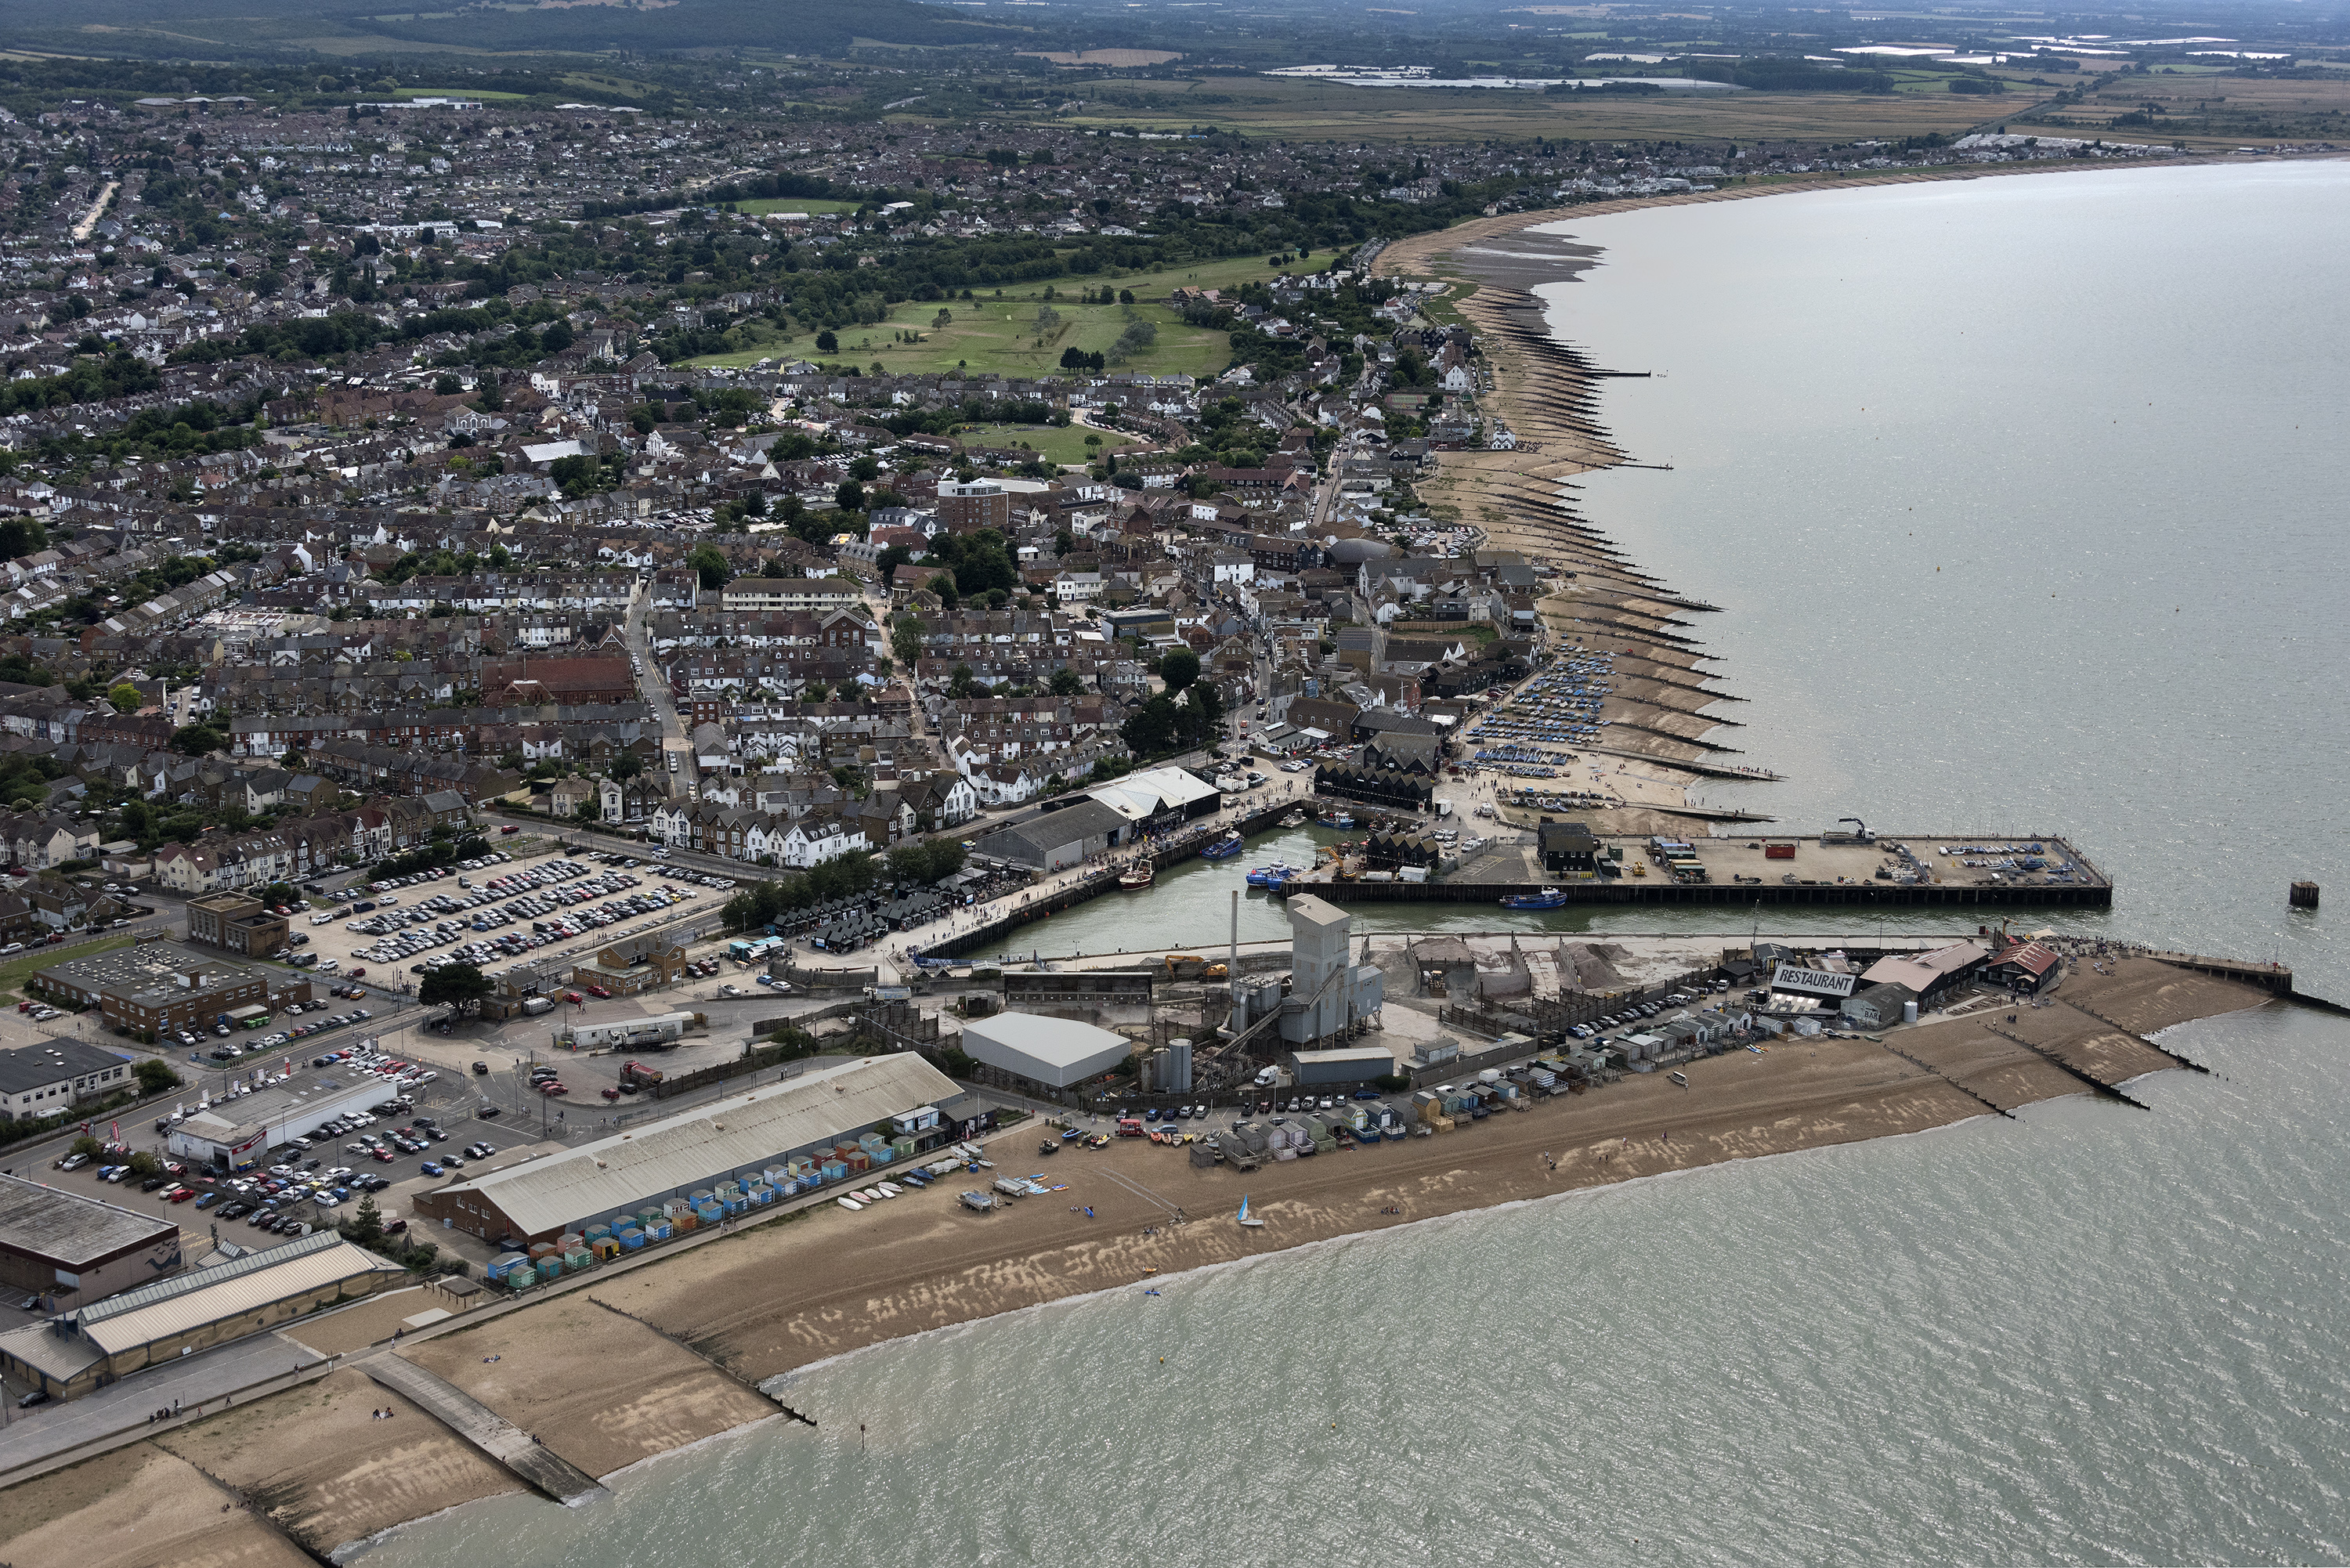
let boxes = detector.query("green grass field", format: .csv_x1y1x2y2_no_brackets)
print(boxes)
685,288,1236,378
737,197,862,215
0,934,132,1003
956,422,1141,464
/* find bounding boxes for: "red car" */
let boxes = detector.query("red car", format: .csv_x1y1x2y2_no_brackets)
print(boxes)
537,1081,568,1096
584,985,611,999
600,1087,620,1101
562,991,583,1004
347,966,366,978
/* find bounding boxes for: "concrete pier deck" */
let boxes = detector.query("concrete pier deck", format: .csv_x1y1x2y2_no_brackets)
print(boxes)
367,1355,604,1503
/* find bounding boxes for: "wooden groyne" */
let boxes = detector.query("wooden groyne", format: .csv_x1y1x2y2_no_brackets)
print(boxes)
1983,1024,2151,1110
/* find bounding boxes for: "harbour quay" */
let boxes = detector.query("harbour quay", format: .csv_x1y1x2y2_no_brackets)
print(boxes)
1297,831,2113,909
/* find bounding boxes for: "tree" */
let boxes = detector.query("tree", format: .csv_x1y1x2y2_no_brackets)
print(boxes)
948,663,982,699
688,544,732,591
1049,668,1086,697
890,615,926,670
815,330,838,353
835,479,865,513
609,753,643,783
170,724,225,757
343,1193,386,1250
1159,648,1202,695
107,682,143,714
419,963,494,1018
802,681,830,704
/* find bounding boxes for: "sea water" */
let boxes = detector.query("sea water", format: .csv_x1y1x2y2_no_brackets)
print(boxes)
349,165,2350,1565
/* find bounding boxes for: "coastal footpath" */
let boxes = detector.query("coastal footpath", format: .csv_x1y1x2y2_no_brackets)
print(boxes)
0,954,2281,1563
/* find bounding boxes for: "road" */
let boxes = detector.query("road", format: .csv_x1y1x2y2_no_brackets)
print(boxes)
624,580,690,799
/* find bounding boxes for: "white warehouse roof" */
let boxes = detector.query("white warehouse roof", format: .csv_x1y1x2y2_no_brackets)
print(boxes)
1089,764,1220,823
432,1053,959,1238
957,1012,1131,1089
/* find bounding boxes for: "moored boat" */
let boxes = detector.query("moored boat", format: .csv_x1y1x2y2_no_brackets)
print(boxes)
1200,830,1245,860
1119,860,1155,889
1500,887,1570,910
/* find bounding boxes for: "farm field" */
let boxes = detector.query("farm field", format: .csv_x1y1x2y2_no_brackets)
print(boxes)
1041,74,2040,143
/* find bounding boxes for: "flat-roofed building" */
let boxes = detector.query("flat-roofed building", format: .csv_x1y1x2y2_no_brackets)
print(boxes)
957,1012,1130,1090
186,890,287,958
0,1230,401,1400
412,1053,960,1245
718,578,862,616
28,942,309,1043
0,1173,183,1310
0,1040,140,1121
166,1073,387,1172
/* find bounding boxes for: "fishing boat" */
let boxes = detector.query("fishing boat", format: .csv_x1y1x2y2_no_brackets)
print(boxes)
1245,863,1297,888
1238,1195,1265,1229
1200,831,1244,860
1315,811,1354,829
1500,887,1570,910
1278,810,1307,829
1119,860,1155,890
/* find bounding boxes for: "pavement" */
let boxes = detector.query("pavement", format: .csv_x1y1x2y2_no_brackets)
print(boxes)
0,1328,317,1476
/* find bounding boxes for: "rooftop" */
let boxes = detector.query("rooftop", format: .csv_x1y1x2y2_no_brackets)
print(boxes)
432,1053,958,1238
0,1040,137,1095
0,1173,179,1269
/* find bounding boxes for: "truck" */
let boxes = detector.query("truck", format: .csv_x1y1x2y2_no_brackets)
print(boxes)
1115,1116,1145,1138
520,996,554,1017
862,985,912,1003
619,1060,664,1092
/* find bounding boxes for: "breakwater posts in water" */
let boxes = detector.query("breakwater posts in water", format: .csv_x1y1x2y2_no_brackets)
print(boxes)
1872,1038,2018,1120
1982,1024,2153,1111
2059,999,2212,1075
1292,878,2117,911
580,1296,815,1428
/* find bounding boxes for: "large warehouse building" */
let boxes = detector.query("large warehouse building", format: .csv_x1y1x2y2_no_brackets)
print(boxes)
0,1230,403,1400
957,1013,1132,1090
412,1053,960,1245
0,1174,183,1311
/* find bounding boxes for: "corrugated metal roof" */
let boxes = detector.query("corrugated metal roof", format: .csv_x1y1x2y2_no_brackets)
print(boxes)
77,1235,402,1356
437,1054,960,1238
79,1229,338,1325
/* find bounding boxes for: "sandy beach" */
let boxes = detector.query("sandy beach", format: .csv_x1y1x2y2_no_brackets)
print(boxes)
0,959,2280,1556
591,958,2265,1386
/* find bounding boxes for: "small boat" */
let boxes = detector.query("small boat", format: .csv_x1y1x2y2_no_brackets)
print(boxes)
1199,831,1244,861
1278,811,1306,829
836,1197,864,1212
1238,1195,1265,1229
877,1182,903,1197
1501,887,1569,910
1119,861,1155,890
1244,863,1296,888
1315,811,1354,829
